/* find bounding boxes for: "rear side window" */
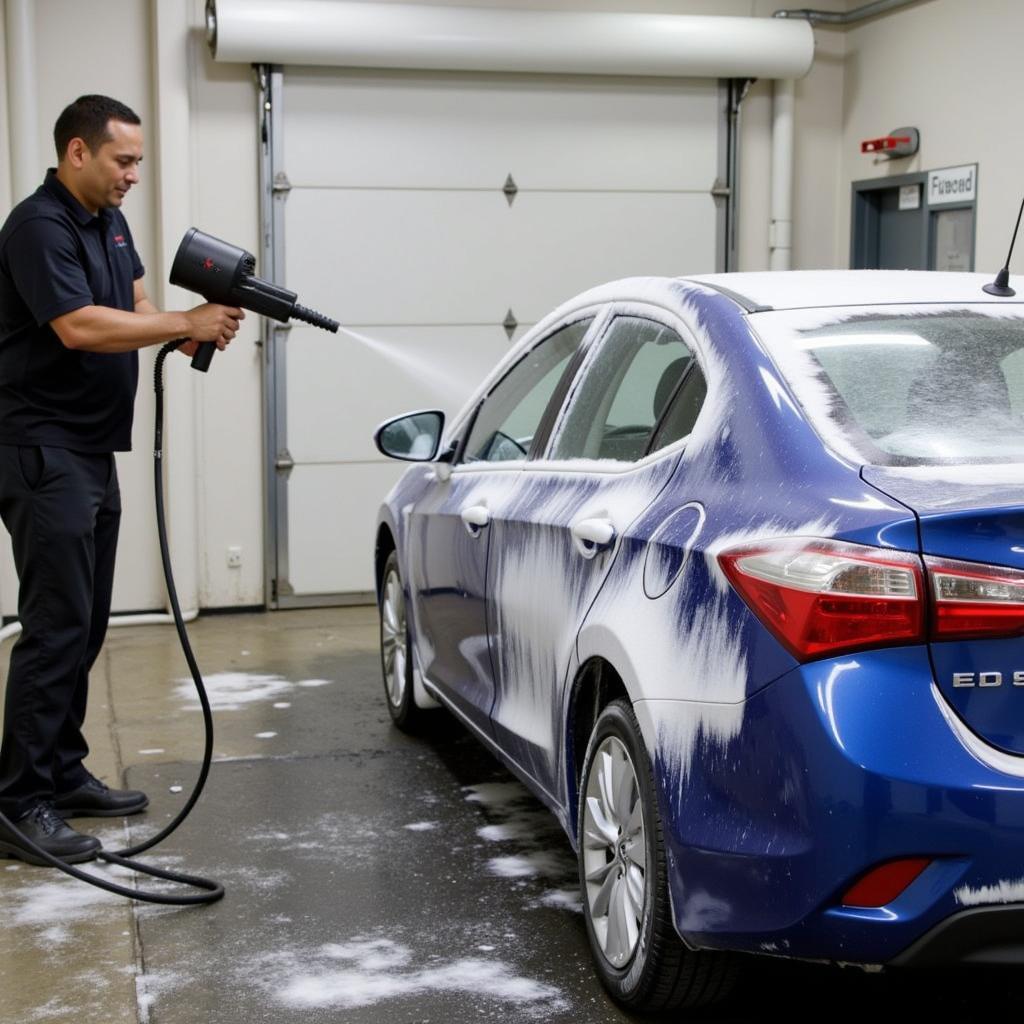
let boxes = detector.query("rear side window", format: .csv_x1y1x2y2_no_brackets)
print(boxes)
462,318,592,464
758,309,1024,464
548,316,701,462
649,363,707,452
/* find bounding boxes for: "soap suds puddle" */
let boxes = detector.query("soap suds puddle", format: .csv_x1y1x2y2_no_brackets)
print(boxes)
249,935,566,1015
463,781,582,914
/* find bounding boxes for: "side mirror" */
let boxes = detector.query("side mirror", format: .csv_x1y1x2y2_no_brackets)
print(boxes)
374,410,446,462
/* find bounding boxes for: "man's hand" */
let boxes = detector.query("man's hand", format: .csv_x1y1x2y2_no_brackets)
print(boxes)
182,303,245,351
52,286,246,356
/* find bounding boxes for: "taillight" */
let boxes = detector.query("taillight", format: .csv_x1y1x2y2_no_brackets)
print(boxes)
718,538,924,660
926,555,1024,640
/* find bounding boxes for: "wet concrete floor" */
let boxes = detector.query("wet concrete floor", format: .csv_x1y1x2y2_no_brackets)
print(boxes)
2,607,1024,1022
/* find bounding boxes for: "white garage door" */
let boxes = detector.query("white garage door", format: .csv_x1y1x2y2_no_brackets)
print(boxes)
263,66,728,605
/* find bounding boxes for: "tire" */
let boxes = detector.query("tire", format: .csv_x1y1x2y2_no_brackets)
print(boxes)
578,698,737,1011
378,551,434,733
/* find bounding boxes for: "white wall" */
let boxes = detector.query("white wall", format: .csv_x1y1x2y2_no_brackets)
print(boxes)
185,0,264,607
838,0,1021,271
0,4,12,620
738,1,848,271
2,0,851,614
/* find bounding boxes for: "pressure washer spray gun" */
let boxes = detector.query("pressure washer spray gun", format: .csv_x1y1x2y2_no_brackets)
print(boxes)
169,227,339,370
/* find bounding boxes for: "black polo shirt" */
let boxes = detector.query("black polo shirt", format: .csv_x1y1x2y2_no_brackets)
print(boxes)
0,169,144,452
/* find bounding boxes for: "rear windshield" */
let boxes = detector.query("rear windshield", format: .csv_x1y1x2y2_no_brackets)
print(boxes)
754,307,1024,465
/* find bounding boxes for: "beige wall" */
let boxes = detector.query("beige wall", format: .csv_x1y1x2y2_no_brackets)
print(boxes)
738,4,848,271
0,5,9,213
0,0,265,616
838,0,1020,271
185,0,264,608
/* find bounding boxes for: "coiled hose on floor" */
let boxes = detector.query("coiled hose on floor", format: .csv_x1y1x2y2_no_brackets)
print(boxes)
0,340,223,904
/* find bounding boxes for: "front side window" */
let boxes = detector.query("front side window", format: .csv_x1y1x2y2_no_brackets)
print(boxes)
462,318,592,464
548,316,700,462
757,308,1024,464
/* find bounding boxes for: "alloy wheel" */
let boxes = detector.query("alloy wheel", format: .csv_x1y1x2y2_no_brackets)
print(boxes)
380,568,408,708
582,735,648,968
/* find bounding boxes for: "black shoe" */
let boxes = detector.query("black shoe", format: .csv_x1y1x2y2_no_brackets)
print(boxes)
54,774,149,818
0,801,101,866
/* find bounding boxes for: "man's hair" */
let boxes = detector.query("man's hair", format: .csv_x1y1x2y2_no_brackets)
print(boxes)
53,95,141,159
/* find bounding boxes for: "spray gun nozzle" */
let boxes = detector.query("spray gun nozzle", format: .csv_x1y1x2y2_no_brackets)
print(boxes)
292,304,340,333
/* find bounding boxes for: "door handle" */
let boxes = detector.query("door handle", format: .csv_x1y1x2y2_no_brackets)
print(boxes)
460,504,490,537
570,517,616,559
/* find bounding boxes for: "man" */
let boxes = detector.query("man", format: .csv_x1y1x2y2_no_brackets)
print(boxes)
0,95,243,865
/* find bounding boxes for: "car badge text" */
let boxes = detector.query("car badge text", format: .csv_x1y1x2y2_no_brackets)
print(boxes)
952,671,1024,688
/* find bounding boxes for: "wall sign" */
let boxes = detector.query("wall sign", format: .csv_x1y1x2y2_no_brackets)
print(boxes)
898,184,921,210
928,164,977,206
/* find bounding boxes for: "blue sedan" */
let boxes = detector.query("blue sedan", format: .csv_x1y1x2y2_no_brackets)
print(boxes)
373,271,1024,1011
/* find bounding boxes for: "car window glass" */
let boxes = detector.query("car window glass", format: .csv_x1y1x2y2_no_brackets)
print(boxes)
785,313,1024,463
549,317,695,462
648,364,708,453
462,318,592,464
1002,348,1024,417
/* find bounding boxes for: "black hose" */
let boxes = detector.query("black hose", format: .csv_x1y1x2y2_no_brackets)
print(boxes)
0,339,224,904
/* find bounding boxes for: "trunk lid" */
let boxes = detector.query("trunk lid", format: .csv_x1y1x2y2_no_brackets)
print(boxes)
864,465,1024,754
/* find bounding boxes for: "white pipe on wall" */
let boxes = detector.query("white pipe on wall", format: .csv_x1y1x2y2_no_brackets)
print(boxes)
769,77,796,271
208,0,815,79
4,0,39,202
151,0,201,616
0,609,200,648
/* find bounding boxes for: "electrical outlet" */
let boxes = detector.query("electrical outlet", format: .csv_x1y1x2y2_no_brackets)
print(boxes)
227,546,242,569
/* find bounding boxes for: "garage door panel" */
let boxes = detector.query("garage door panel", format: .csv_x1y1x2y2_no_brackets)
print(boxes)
284,68,720,191
513,191,718,318
286,462,408,595
285,324,512,463
271,65,723,602
285,188,717,325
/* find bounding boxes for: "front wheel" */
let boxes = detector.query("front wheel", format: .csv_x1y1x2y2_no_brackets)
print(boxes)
379,551,434,733
578,699,736,1011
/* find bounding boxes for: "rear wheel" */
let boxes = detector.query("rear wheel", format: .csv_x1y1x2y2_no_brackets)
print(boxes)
379,551,433,733
578,699,737,1011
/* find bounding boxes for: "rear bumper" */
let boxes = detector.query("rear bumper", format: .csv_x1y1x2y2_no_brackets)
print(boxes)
893,906,1024,966
636,645,1024,965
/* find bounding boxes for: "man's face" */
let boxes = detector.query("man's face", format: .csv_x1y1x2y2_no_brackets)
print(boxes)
72,119,143,212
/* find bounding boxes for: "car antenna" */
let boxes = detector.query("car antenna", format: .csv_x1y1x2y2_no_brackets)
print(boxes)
983,194,1024,296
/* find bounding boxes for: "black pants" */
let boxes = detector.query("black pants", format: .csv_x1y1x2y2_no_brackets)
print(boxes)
0,445,120,819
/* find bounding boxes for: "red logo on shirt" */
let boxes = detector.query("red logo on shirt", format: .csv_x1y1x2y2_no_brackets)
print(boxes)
112,234,128,249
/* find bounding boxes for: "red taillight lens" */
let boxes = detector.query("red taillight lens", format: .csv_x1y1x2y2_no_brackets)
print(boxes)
926,555,1024,640
718,538,925,660
840,857,932,908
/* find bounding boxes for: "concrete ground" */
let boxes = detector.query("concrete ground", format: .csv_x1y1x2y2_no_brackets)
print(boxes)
2,607,1024,1023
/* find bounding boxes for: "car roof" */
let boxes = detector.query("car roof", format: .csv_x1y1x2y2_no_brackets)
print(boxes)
685,270,1024,312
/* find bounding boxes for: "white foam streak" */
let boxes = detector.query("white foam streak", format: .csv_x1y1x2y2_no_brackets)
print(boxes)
955,877,1024,907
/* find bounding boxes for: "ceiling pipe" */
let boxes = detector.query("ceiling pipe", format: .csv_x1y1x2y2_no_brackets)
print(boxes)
207,0,814,79
774,0,924,26
4,0,40,202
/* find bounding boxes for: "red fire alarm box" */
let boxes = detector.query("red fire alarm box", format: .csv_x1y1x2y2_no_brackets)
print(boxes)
860,127,920,159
